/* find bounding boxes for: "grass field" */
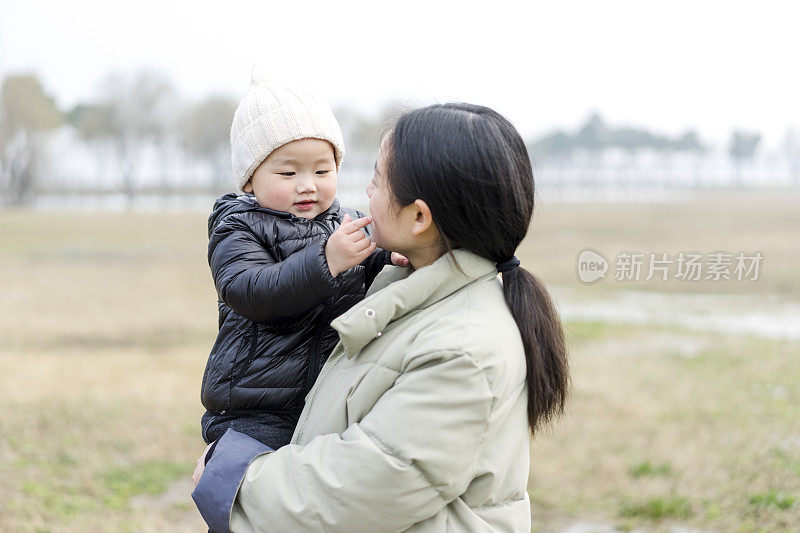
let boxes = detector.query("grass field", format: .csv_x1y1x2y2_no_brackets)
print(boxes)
1,189,798,532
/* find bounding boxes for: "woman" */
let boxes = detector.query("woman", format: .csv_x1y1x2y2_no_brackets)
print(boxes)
192,103,569,532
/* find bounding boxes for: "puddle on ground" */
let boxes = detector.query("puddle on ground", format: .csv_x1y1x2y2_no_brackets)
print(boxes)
552,289,800,340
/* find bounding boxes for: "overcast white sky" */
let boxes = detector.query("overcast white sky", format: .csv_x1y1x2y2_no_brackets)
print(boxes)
1,0,798,148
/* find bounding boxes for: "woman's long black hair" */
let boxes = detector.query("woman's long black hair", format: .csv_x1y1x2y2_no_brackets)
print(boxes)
386,103,569,434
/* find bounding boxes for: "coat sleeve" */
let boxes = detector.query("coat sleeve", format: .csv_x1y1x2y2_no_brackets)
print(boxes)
360,248,391,290
209,215,338,323
192,429,273,533
228,350,495,532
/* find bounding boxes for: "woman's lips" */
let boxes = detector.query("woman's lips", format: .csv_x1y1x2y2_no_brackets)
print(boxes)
294,200,316,211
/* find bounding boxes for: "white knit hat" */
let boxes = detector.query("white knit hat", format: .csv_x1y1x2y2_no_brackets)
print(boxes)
230,68,345,191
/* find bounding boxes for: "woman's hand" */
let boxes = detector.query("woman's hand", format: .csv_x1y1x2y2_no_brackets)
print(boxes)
193,442,214,486
390,252,410,267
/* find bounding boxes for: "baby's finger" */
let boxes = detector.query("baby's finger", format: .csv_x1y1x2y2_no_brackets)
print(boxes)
352,235,373,252
355,240,377,260
343,216,373,234
347,227,368,242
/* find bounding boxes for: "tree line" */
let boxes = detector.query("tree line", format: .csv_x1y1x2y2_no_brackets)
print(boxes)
1,70,798,208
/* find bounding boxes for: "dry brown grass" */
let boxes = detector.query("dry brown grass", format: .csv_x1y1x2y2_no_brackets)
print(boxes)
1,347,208,532
1,211,212,531
1,190,798,531
530,323,800,532
521,188,800,298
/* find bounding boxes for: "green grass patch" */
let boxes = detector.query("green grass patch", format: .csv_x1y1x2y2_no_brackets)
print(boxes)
562,319,651,345
618,495,693,520
21,480,102,518
749,490,796,511
628,460,672,478
101,460,188,510
563,320,611,342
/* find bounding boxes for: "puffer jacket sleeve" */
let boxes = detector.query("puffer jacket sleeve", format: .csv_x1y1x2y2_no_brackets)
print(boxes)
209,214,338,323
226,349,494,532
361,248,391,289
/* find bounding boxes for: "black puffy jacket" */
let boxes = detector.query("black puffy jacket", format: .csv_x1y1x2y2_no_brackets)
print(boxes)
200,193,389,447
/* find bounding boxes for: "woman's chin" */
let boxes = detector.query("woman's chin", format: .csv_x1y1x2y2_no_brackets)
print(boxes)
373,236,391,253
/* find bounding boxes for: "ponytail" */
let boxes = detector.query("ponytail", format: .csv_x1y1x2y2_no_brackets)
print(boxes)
501,267,569,434
386,102,570,434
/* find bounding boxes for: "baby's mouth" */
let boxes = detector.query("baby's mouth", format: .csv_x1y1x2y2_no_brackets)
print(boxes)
294,200,317,210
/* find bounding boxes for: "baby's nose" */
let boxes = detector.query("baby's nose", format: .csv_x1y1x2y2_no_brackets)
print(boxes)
298,177,317,192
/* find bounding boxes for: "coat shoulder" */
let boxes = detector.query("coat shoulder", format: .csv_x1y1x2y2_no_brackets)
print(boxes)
394,275,526,393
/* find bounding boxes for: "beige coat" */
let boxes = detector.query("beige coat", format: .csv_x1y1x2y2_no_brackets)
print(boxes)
230,249,532,532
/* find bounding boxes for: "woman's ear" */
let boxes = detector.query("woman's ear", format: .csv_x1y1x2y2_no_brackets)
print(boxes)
410,199,435,237
243,180,253,193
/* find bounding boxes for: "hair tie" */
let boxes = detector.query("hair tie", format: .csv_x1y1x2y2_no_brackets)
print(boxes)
496,256,520,273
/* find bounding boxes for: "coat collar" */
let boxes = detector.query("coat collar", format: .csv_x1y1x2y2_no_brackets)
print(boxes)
331,249,498,358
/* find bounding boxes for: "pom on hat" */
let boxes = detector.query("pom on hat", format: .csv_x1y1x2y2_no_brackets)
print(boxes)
249,64,274,87
229,67,345,192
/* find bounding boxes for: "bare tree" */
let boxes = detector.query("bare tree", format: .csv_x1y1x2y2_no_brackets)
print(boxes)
0,74,61,207
672,130,706,187
783,128,800,186
528,130,574,191
67,102,115,187
181,95,237,193
335,102,405,160
77,69,177,206
728,130,761,186
609,127,654,190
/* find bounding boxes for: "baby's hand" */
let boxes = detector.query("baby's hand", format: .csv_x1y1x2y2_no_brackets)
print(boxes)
391,252,410,267
325,214,377,277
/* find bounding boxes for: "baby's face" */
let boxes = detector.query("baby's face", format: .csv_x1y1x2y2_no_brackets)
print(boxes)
245,138,337,219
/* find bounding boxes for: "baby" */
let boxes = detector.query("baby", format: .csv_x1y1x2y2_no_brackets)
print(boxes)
199,72,402,451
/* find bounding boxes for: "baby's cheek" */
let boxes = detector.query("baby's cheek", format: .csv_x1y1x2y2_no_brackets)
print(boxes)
322,179,337,196
280,187,297,204
316,181,335,206
257,184,294,211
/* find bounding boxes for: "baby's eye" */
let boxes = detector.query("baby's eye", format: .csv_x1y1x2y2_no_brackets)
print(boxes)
278,172,295,176
315,170,331,175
